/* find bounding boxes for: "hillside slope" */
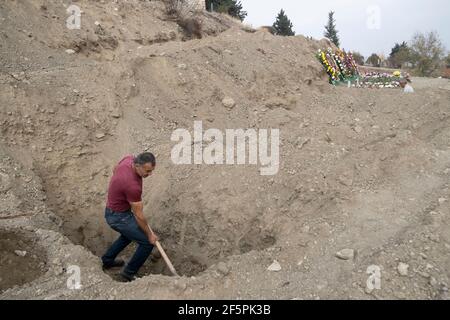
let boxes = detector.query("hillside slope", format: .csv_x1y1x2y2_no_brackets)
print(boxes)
1,0,449,299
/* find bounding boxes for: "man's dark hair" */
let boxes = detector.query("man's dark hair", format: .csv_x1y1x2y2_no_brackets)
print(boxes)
134,152,156,166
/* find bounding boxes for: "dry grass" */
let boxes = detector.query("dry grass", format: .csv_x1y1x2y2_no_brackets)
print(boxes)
163,0,203,39
177,16,203,39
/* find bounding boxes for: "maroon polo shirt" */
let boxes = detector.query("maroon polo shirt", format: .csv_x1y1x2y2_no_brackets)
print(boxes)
106,155,142,212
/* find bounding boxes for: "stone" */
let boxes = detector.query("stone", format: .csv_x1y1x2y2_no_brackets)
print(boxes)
222,97,236,109
95,133,106,139
335,249,355,260
267,260,281,272
397,262,409,276
365,286,374,295
65,49,76,54
429,234,440,243
0,173,12,192
429,277,438,286
338,175,353,186
14,250,27,257
354,125,363,133
217,262,230,275
175,281,187,291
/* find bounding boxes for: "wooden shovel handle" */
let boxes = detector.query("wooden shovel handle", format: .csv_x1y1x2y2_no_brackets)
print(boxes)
148,224,179,277
154,241,179,277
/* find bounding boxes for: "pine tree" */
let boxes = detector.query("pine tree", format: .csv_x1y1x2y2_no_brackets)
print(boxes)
272,9,295,36
389,42,410,68
324,11,340,47
390,41,408,58
206,0,247,21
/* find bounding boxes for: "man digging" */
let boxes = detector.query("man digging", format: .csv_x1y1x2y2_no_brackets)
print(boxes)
101,152,159,282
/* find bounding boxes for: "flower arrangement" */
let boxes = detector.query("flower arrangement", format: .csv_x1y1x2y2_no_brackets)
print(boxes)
317,48,359,84
316,48,407,89
317,49,339,83
359,72,402,88
331,50,347,80
343,51,359,77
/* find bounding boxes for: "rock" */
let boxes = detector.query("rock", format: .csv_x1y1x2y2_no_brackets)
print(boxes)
222,97,236,109
267,260,281,272
354,125,363,133
217,262,230,275
397,262,409,276
95,133,106,139
0,173,12,192
23,176,33,183
418,271,430,278
65,49,76,54
438,198,446,204
177,63,187,69
265,97,287,109
111,110,122,118
338,175,353,186
335,249,355,260
429,234,440,243
365,286,374,295
54,267,64,276
395,292,406,299
14,250,27,257
429,277,438,287
296,137,310,149
223,278,231,289
175,281,187,291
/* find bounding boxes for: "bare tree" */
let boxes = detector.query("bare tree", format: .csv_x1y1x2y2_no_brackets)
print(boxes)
410,31,446,76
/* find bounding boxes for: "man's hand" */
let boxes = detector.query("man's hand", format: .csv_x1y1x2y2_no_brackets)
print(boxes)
148,231,159,245
130,201,158,244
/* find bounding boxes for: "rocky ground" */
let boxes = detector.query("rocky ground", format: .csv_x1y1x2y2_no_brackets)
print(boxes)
0,0,449,299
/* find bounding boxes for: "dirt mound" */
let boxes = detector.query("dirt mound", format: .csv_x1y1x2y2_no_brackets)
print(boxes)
0,230,48,292
1,0,449,299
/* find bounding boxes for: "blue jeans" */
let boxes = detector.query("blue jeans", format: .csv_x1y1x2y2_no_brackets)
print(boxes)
101,207,154,275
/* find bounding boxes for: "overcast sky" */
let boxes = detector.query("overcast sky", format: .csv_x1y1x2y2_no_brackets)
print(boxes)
240,0,450,58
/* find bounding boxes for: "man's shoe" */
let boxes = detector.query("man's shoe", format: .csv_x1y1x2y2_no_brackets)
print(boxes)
102,259,125,270
120,270,138,282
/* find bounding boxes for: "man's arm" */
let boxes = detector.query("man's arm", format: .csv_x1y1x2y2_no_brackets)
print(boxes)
130,201,158,245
